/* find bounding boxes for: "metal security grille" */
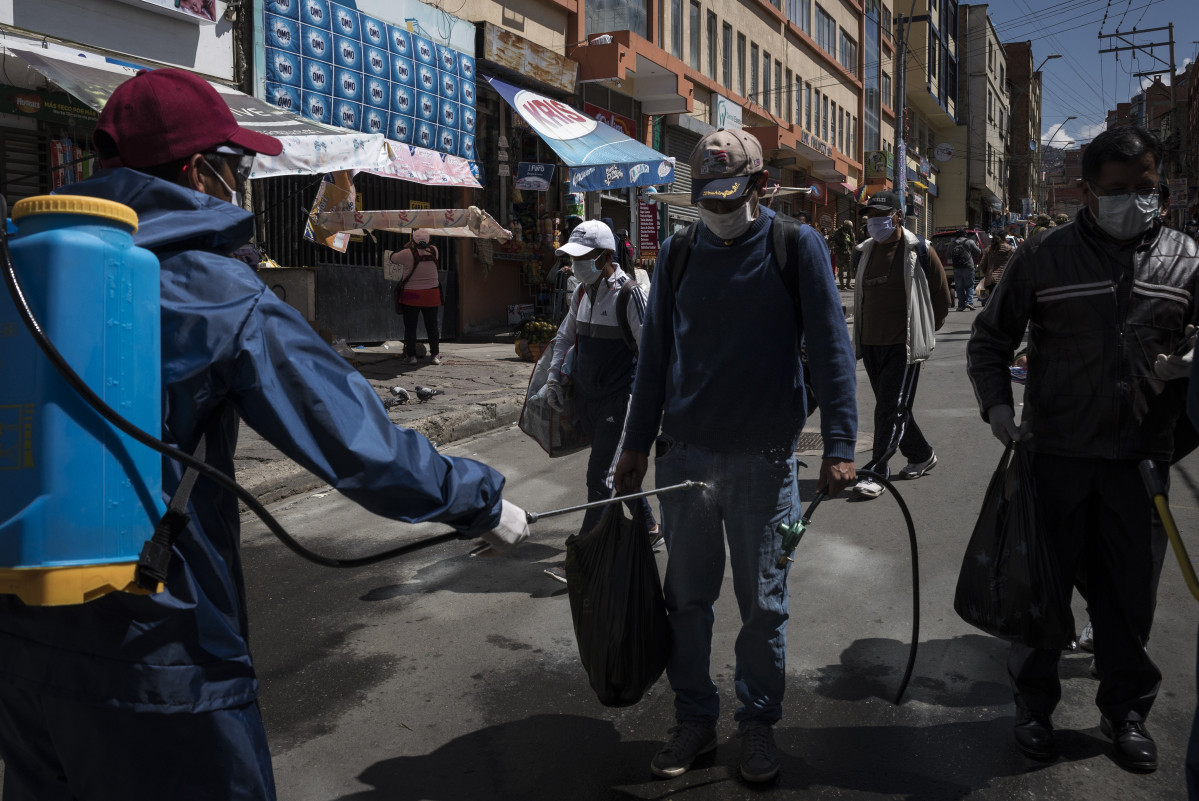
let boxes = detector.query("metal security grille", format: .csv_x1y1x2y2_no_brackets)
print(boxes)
664,129,701,226
796,432,823,451
0,127,48,203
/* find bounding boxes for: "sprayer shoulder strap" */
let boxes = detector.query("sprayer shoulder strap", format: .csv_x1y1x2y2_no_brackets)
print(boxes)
135,436,206,590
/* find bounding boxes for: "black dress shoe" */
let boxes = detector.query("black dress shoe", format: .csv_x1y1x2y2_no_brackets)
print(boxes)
1013,712,1057,761
1100,716,1157,772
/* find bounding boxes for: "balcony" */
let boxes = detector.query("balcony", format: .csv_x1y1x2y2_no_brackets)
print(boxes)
569,30,691,116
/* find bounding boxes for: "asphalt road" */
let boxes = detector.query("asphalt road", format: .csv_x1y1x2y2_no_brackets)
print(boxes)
246,310,1199,800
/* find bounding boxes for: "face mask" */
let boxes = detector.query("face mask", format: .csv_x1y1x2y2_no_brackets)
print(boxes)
572,257,604,286
698,202,755,240
1091,189,1159,241
866,215,897,242
203,157,242,208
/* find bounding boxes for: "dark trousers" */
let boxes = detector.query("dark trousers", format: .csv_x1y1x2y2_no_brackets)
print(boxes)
402,304,440,357
861,343,932,475
578,391,657,536
1008,455,1163,723
0,684,276,800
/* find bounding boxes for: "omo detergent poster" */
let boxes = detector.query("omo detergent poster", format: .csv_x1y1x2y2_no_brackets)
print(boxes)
263,0,476,160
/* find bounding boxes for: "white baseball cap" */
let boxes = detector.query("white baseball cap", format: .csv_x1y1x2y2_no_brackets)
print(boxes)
555,219,615,257
412,228,432,245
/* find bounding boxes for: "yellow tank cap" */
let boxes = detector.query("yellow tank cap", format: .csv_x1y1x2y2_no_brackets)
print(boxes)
11,195,139,233
0,563,159,606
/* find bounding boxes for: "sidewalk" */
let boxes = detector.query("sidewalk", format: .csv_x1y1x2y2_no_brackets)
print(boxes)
234,334,532,506
236,285,857,507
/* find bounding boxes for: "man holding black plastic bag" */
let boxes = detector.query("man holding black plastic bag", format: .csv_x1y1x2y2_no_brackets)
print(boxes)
614,129,857,783
967,125,1199,773
542,221,660,583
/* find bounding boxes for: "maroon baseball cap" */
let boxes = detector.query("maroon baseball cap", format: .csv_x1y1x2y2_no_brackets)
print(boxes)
94,68,282,169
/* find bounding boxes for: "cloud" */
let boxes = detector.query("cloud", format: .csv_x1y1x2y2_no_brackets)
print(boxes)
1040,124,1075,149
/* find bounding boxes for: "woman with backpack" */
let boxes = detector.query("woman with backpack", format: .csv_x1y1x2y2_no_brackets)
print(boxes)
389,229,442,365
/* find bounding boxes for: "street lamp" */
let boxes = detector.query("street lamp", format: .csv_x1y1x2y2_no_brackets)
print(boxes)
1035,54,1062,73
1008,55,1061,219
1046,115,1077,147
1042,116,1076,214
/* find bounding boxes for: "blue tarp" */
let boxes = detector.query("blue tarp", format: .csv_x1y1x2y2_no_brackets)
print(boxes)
487,75,674,192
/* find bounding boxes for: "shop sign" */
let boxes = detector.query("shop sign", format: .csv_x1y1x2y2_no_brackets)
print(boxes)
919,158,931,178
115,0,216,22
514,162,555,190
0,86,98,125
800,129,832,157
1169,178,1188,210
712,94,742,130
497,164,511,177
865,150,893,180
637,195,659,258
515,93,597,141
912,191,924,207
808,180,827,203
584,103,635,138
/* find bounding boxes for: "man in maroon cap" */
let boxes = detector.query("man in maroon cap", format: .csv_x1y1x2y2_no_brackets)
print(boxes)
0,68,526,800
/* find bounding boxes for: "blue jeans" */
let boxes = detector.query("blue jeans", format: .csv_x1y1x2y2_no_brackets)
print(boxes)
953,267,975,308
655,438,798,728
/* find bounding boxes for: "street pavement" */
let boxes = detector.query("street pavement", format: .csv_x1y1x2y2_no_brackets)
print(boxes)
243,304,1199,800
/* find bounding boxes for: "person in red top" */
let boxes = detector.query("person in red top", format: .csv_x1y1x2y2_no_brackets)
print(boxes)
388,229,442,365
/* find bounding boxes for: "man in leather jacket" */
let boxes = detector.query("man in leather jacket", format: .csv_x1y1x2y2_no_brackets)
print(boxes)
967,125,1199,773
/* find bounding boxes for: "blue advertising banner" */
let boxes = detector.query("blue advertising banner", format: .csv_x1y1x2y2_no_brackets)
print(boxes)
264,2,476,160
515,162,555,191
486,75,674,191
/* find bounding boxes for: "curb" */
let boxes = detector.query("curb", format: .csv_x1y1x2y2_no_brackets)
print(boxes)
239,394,526,509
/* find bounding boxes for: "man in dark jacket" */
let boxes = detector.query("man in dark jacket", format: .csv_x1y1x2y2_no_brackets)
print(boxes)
967,125,1199,773
0,69,527,800
950,229,982,311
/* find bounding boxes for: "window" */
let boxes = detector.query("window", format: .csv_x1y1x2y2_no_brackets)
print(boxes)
786,68,794,122
987,39,993,73
586,0,648,39
763,50,771,109
831,100,838,147
787,0,810,34
671,0,682,59
722,23,732,89
882,5,891,40
851,115,857,157
815,5,836,56
737,33,746,96
1000,64,1005,86
927,36,938,83
658,0,665,47
814,88,821,135
822,93,829,141
839,29,857,75
776,62,783,116
881,72,891,107
751,43,759,101
706,11,717,78
689,1,700,71
805,82,812,131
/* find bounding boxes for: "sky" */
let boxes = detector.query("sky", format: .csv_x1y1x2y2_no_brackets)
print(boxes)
984,0,1196,149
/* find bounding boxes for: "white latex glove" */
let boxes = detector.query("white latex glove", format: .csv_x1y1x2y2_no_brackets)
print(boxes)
479,500,530,553
1149,324,1196,393
987,404,1021,445
546,379,566,413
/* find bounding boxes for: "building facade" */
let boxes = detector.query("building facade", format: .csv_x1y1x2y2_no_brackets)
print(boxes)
1003,40,1040,221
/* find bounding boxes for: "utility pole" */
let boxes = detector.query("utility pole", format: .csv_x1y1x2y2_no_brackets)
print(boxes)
893,0,922,221
1099,24,1177,171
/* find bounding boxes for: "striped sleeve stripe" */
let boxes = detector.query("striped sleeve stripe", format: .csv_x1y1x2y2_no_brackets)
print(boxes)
1133,280,1191,303
1036,281,1115,303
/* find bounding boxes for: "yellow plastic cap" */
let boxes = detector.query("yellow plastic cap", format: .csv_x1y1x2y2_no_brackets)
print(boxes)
11,195,139,232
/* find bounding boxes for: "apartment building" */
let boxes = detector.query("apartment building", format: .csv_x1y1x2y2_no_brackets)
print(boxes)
938,4,1005,230
573,0,895,232
1004,41,1042,220
896,0,959,236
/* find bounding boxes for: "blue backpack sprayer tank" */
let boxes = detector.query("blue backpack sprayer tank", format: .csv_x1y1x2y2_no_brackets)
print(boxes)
0,196,165,605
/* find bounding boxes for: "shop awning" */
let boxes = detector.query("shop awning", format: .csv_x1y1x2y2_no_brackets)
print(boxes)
314,207,511,240
6,45,479,185
486,75,674,192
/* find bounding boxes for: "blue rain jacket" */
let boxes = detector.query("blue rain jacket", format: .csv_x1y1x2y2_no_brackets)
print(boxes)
0,169,505,712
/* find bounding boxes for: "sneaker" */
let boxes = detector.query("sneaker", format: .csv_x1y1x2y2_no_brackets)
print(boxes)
648,526,665,551
543,565,567,584
852,477,885,498
406,356,418,365
898,453,938,480
967,303,977,310
1078,621,1095,653
650,722,717,778
739,723,780,783
432,354,443,365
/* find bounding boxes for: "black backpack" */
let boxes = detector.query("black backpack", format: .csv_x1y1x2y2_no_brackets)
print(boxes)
949,238,971,270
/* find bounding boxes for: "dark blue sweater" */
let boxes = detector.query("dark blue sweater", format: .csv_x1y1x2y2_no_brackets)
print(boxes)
625,207,857,460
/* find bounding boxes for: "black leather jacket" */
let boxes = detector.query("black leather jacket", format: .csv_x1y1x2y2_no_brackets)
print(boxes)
968,210,1199,461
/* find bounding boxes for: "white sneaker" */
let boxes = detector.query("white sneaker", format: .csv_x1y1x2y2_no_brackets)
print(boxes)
853,478,885,498
898,453,938,479
1078,621,1094,653
432,354,443,365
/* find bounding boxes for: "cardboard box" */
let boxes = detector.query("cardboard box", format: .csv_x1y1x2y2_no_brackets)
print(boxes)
507,303,534,325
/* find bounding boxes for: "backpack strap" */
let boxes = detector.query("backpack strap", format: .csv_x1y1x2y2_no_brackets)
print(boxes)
915,236,931,279
668,221,701,294
771,212,805,337
616,278,639,354
135,435,207,590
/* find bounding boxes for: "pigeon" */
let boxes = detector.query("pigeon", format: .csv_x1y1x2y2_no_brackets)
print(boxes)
415,385,443,403
389,386,411,402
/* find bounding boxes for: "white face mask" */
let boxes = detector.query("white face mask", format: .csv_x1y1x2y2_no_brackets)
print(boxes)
572,256,604,286
866,215,897,242
203,157,242,208
1091,188,1159,241
698,202,756,240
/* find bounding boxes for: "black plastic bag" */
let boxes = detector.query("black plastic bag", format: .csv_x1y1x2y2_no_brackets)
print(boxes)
565,503,671,707
954,443,1075,650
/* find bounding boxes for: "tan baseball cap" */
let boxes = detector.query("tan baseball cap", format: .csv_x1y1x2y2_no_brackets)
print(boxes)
689,129,764,203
